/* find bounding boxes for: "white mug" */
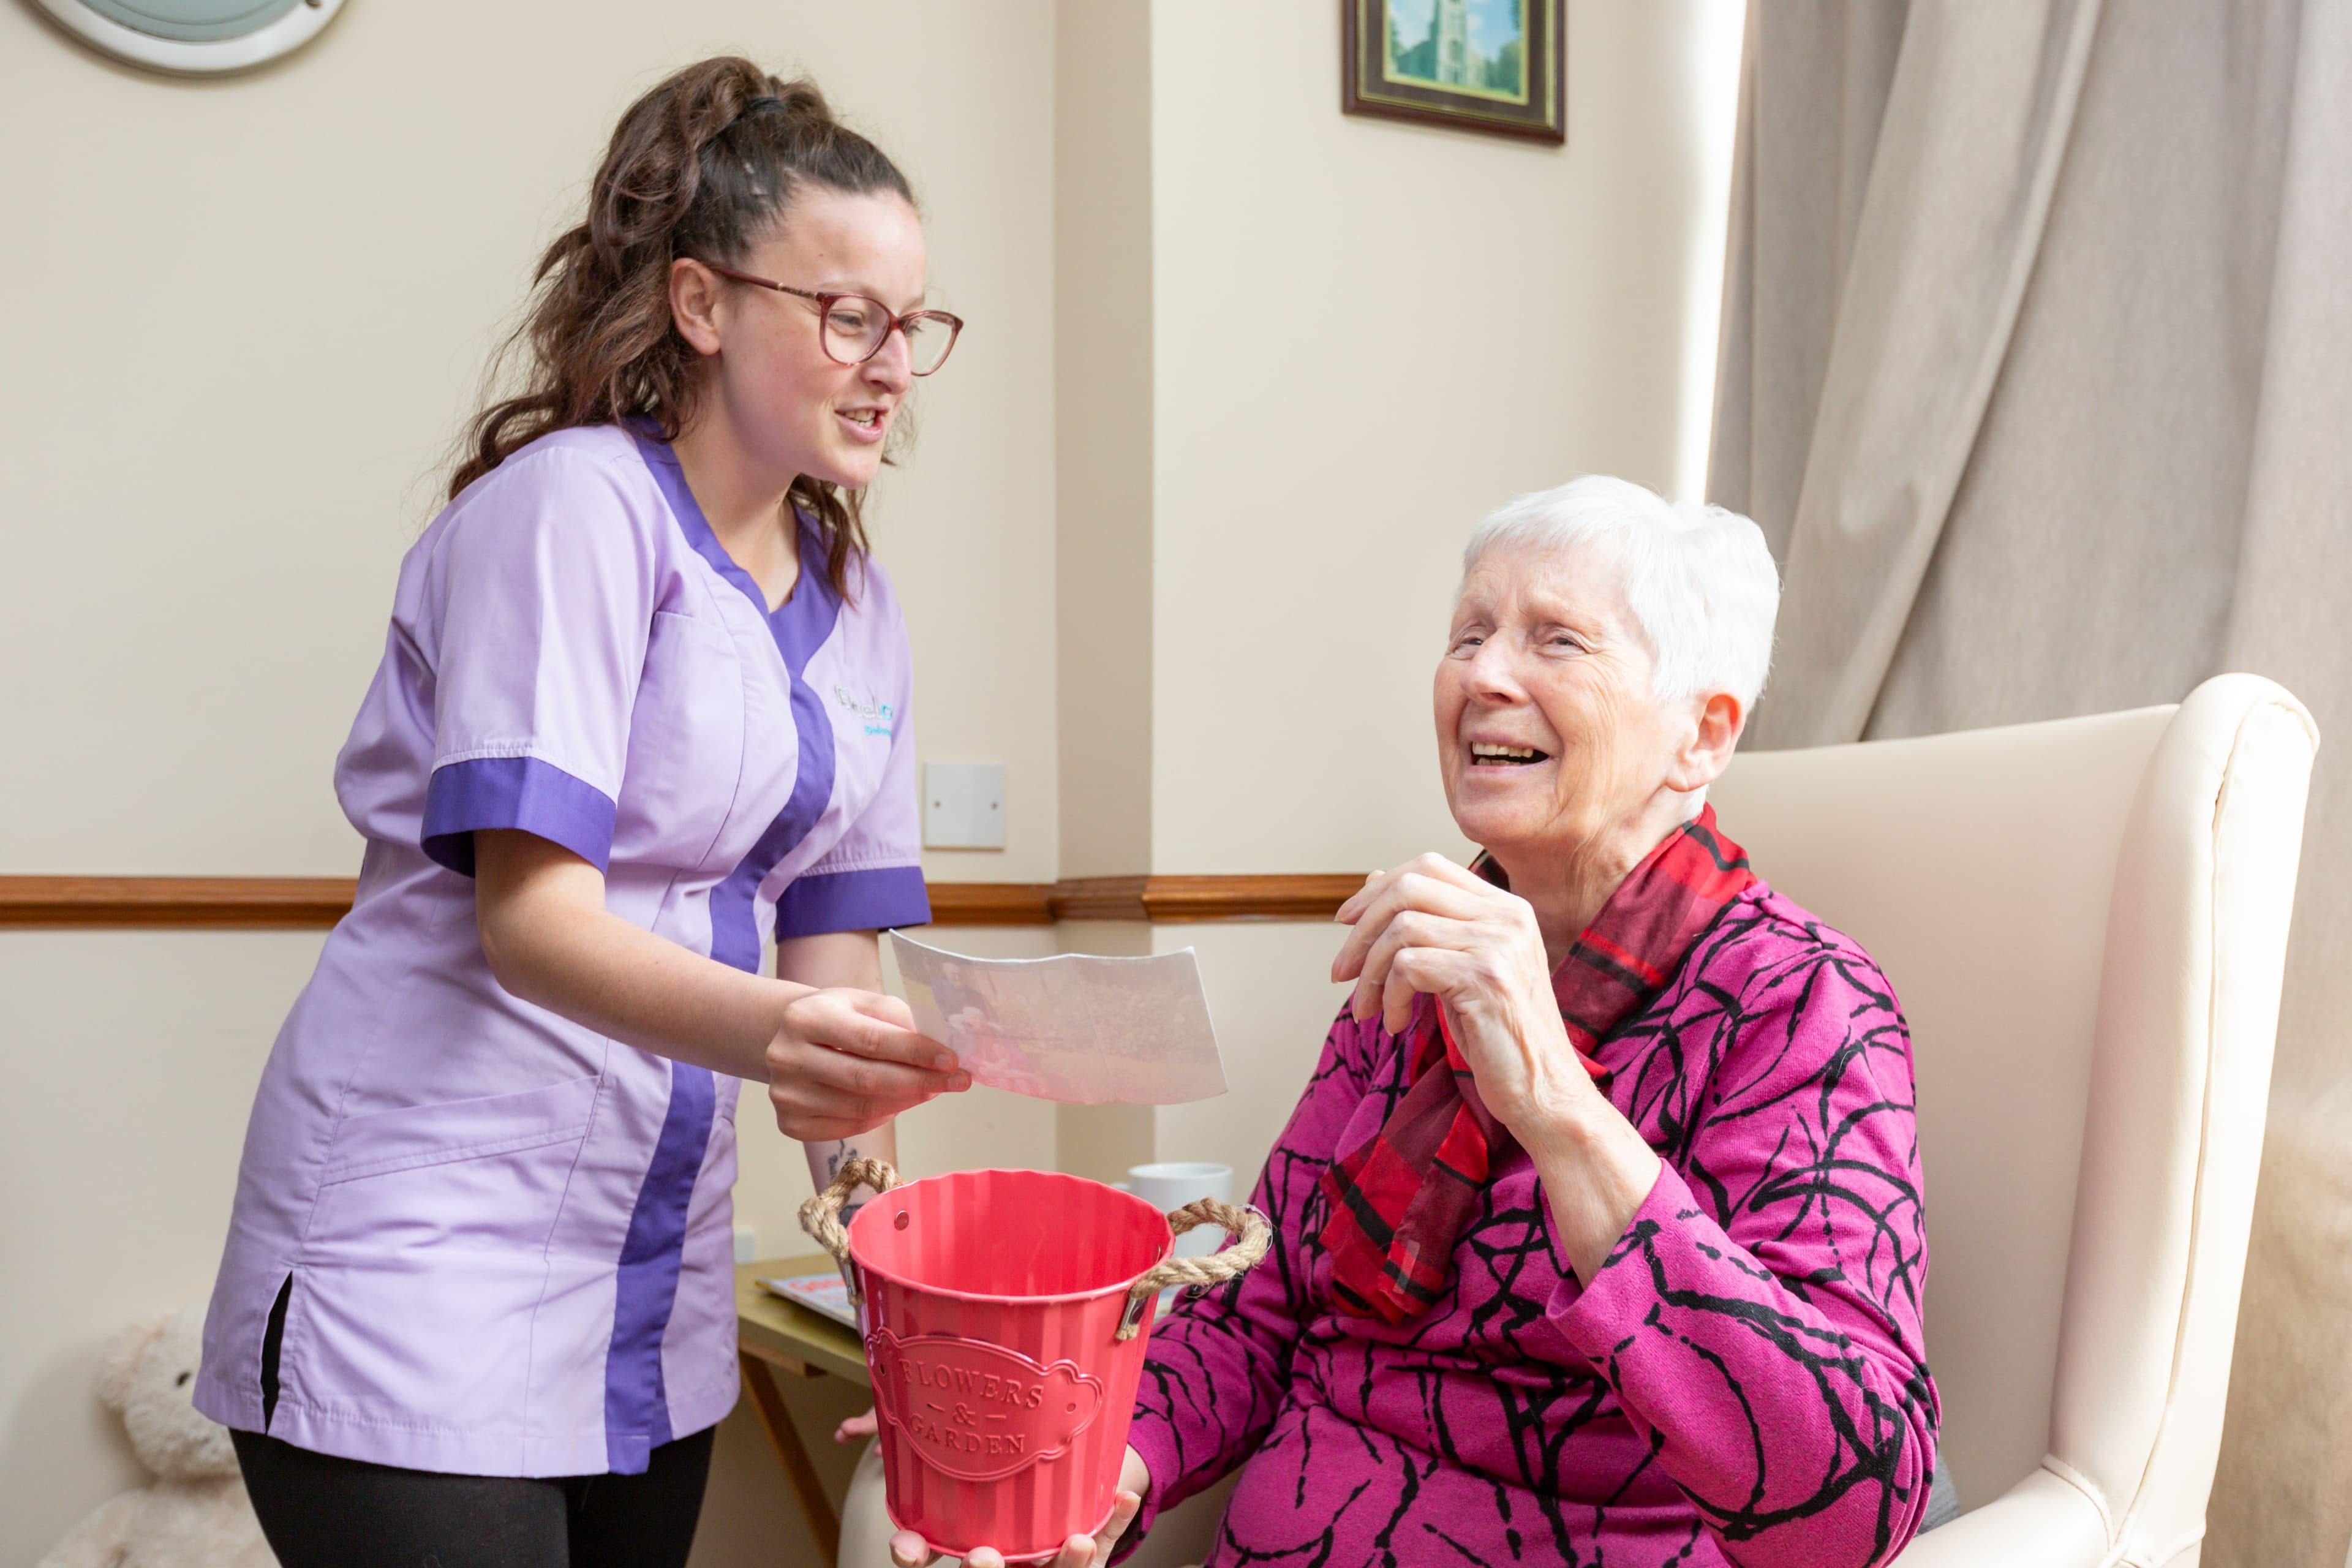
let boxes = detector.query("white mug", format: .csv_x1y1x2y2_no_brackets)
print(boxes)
1123,1161,1234,1261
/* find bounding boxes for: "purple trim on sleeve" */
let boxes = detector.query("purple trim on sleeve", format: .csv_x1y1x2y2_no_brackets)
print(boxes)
420,755,618,877
771,864,931,940
603,1060,717,1475
630,426,842,974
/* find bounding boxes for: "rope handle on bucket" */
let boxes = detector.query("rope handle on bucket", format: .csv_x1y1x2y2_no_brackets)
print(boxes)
799,1164,1271,1332
797,1156,899,1307
1117,1199,1272,1340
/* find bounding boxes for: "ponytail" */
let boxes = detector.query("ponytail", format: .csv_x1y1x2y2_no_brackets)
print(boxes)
449,58,914,601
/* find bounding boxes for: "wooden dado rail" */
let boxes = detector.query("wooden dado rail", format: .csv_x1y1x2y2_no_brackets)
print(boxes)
0,874,1368,929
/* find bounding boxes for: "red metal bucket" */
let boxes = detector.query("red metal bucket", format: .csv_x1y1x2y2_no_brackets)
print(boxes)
802,1160,1267,1564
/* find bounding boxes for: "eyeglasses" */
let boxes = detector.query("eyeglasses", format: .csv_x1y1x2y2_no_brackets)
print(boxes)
699,263,964,376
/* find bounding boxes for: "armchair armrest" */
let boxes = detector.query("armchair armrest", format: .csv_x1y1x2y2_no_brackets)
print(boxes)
1891,1466,2109,1567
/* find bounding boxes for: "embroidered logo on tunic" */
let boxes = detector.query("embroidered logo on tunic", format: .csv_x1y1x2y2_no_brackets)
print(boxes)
834,685,895,738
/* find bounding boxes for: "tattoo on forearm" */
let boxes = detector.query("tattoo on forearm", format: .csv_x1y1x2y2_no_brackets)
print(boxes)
819,1140,865,1224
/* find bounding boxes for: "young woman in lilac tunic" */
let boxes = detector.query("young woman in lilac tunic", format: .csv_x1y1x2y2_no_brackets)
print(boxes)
876,478,1937,1568
197,61,971,1568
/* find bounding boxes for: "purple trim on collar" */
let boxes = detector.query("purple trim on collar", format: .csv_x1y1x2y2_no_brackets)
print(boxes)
602,1059,716,1474
772,864,932,941
624,419,842,629
420,756,618,876
627,423,843,974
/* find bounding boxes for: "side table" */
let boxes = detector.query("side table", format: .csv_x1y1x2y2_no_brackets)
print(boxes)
736,1255,870,1562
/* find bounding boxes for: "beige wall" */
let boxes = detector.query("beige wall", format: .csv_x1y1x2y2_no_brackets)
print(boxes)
0,0,1059,884
0,933,325,1567
1147,0,1745,876
1148,923,1354,1182
2,1,1741,1563
1054,0,1158,880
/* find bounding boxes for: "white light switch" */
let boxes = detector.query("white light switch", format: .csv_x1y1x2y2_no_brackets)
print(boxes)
922,761,1006,849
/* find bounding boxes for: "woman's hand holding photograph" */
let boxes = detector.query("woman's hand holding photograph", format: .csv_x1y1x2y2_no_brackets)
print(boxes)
765,988,967,1141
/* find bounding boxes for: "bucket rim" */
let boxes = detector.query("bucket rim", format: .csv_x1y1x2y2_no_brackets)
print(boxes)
847,1166,1176,1309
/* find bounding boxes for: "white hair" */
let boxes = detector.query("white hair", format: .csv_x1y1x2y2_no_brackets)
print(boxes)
1460,475,1781,707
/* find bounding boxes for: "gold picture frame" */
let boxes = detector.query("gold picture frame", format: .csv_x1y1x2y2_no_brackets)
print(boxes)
1342,0,1566,145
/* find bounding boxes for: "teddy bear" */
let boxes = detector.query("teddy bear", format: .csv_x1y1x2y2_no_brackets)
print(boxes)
36,1305,277,1568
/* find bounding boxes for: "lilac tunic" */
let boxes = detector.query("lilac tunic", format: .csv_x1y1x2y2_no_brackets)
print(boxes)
195,423,929,1477
1128,883,1938,1568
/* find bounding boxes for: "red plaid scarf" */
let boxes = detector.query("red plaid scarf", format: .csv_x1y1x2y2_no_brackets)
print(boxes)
1319,807,1756,1322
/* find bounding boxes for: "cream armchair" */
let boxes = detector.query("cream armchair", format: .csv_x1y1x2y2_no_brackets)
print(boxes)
839,676,2314,1568
1709,674,2316,1567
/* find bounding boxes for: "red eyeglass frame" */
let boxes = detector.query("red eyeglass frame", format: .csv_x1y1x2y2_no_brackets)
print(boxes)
698,262,965,375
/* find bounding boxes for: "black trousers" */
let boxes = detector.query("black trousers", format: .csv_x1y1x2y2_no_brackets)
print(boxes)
230,1427,715,1568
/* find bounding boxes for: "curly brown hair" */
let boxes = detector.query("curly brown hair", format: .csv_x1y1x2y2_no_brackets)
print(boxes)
450,58,915,601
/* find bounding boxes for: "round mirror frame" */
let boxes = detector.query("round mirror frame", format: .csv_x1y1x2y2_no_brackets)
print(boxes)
32,0,346,76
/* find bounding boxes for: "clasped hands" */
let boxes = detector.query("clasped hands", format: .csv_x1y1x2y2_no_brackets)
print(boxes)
1332,854,1661,1282
1330,854,1605,1142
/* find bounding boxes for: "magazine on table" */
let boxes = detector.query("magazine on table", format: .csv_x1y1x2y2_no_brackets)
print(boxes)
757,1270,858,1329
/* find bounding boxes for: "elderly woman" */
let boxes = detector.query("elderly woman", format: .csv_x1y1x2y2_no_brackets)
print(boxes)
877,477,1937,1568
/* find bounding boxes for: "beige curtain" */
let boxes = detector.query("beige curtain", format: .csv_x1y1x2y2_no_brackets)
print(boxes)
1711,2,2352,1565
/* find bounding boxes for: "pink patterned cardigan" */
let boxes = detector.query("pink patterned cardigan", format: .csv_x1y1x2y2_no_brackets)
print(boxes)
1125,882,1939,1567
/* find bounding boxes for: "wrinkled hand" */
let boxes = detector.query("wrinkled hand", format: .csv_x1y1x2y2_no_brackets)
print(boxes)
1335,855,1662,1277
1331,854,1600,1137
887,1446,1148,1568
767,988,968,1142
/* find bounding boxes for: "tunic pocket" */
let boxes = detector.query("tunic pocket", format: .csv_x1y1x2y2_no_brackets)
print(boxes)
321,1074,601,1184
307,1075,601,1257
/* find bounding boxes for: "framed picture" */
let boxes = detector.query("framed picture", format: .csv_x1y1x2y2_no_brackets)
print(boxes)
1342,0,1566,145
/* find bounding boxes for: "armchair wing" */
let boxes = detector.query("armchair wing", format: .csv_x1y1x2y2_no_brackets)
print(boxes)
1714,674,2316,1568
